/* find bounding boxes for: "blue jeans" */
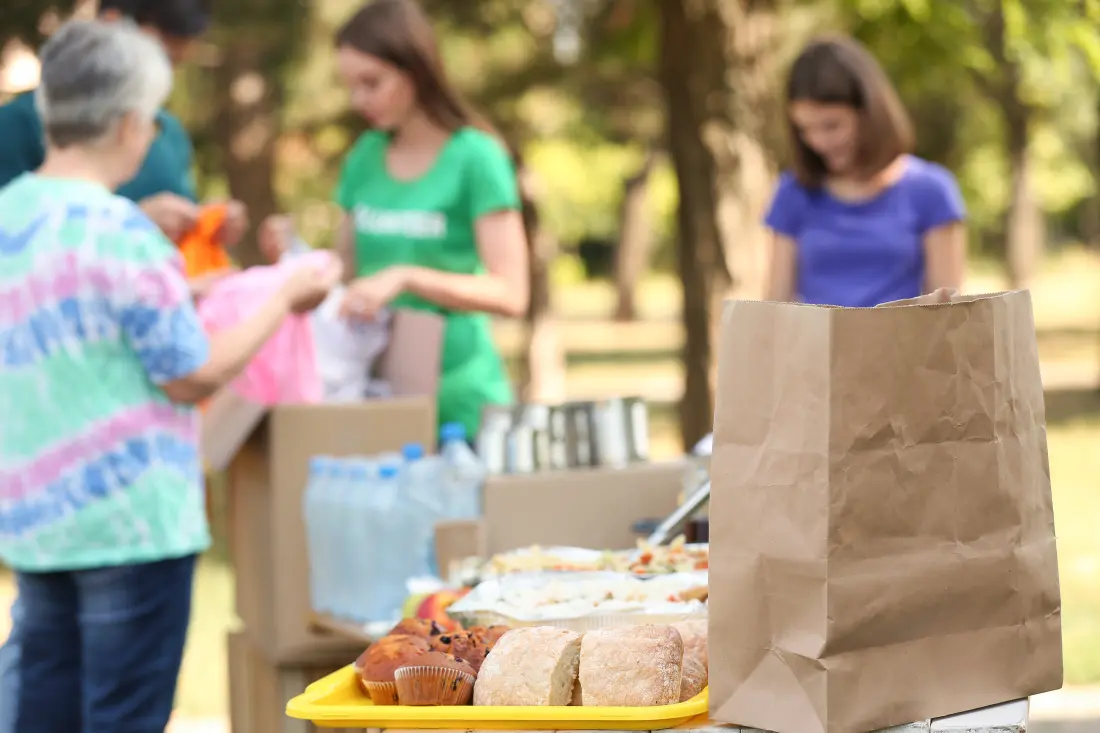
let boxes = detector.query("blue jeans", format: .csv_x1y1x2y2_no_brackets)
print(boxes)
0,554,196,733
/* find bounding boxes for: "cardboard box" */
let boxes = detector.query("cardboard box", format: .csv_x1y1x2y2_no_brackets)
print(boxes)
227,631,367,733
434,461,692,572
208,311,444,663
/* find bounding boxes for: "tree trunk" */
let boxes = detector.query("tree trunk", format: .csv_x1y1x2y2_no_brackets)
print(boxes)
517,160,567,403
658,0,780,451
1090,95,1100,247
209,3,303,267
970,0,1042,288
1002,106,1042,288
613,151,658,321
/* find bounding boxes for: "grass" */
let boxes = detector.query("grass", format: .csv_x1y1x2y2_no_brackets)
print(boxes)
4,249,1100,719
1048,413,1100,684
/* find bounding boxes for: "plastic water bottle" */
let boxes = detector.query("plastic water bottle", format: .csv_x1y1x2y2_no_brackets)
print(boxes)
344,459,376,623
314,457,341,615
331,458,364,620
377,450,403,469
402,443,443,513
374,462,405,621
400,443,443,580
302,456,328,613
440,422,486,519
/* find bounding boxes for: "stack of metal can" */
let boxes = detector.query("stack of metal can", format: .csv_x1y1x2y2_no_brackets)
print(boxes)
476,397,650,475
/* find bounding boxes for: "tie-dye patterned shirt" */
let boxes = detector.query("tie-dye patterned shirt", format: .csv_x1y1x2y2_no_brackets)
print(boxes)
0,174,212,572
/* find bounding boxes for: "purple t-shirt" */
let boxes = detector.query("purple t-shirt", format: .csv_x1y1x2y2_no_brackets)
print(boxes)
764,156,966,307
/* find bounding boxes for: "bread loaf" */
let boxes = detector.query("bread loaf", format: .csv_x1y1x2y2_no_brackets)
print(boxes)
473,627,582,706
672,619,707,701
678,655,707,702
672,619,708,671
578,625,683,706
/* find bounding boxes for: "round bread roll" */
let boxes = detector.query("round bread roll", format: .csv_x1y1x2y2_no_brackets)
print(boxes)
578,625,683,707
672,619,708,671
678,655,707,702
474,627,583,706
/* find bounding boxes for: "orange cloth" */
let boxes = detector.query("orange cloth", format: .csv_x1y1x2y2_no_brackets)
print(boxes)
178,203,233,279
178,204,232,416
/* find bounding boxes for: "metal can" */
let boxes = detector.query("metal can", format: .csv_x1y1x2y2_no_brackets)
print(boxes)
546,405,570,470
564,401,596,468
518,403,550,430
506,424,537,474
532,427,552,471
593,398,629,469
477,405,515,475
624,396,650,463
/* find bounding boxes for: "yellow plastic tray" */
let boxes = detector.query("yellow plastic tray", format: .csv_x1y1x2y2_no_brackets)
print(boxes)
286,665,709,730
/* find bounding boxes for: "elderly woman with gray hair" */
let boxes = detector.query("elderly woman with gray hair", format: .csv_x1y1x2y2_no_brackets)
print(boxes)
0,20,339,732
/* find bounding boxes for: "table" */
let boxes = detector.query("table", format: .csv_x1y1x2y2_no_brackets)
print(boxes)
340,699,1027,733
308,614,1028,733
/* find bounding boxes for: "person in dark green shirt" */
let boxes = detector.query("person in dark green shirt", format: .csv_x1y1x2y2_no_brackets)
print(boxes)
323,0,530,439
0,0,249,249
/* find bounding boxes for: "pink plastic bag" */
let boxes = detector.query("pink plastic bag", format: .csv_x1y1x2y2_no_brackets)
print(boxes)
197,252,337,405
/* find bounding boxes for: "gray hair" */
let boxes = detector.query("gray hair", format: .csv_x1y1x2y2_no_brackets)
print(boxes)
36,20,173,148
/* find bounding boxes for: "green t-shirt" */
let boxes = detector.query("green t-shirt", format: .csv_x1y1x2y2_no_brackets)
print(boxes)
0,91,197,202
336,127,519,438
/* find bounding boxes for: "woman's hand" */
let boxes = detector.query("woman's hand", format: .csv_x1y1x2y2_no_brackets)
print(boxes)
258,215,294,263
216,200,250,248
188,269,236,300
139,193,199,241
764,233,797,302
923,222,966,293
340,267,410,320
281,260,344,314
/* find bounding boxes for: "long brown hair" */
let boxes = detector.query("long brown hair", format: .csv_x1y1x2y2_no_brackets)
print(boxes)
785,35,914,187
334,0,494,135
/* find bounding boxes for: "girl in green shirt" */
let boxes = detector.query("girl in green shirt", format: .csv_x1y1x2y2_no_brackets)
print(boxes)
325,0,530,438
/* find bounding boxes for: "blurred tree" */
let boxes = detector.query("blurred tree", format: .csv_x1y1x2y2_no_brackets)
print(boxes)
206,0,310,267
845,0,1095,287
659,0,785,450
0,0,76,48
613,150,658,320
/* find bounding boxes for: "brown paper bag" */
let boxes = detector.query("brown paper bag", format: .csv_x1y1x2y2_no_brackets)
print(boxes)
708,290,1062,733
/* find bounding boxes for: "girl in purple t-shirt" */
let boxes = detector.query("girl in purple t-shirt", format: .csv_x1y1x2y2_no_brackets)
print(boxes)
764,36,967,308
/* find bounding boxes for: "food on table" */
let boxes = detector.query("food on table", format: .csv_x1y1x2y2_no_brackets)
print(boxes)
678,656,707,702
672,618,709,701
387,618,446,639
349,617,711,707
467,624,510,649
624,537,709,574
577,625,684,707
677,585,709,603
479,537,708,577
453,572,708,622
429,631,488,674
673,619,709,672
394,650,476,706
485,546,607,574
358,634,432,705
473,627,583,706
408,588,469,631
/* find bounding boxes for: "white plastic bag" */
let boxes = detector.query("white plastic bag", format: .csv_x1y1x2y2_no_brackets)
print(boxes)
310,285,391,402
